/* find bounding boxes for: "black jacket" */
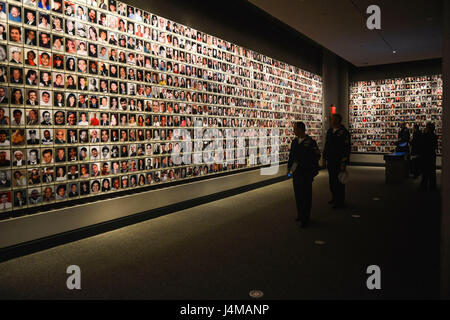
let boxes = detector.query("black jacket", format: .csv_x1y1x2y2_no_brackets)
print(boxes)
398,127,411,144
419,132,438,159
411,131,422,156
288,135,321,176
323,126,350,165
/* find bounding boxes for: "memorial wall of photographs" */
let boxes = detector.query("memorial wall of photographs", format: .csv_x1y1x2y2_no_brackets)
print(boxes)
349,75,443,154
0,0,323,214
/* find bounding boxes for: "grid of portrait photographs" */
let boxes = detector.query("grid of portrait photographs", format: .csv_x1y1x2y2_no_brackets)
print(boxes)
349,75,443,154
0,0,323,215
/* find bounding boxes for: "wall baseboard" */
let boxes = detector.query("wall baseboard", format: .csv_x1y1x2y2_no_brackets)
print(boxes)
350,162,385,167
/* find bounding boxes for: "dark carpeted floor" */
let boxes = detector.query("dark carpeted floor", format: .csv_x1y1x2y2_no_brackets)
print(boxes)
0,166,442,299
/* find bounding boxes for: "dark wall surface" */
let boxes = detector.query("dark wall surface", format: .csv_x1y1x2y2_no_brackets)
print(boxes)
441,0,450,299
349,58,443,82
322,50,350,128
125,0,323,75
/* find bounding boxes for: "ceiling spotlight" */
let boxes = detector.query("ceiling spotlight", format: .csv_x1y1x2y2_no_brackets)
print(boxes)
393,50,397,54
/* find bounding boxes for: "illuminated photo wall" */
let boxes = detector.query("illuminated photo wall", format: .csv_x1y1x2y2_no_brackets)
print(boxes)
0,0,323,215
349,75,442,154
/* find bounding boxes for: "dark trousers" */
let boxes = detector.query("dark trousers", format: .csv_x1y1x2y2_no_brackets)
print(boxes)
411,156,422,177
327,161,345,206
420,156,436,189
292,172,313,224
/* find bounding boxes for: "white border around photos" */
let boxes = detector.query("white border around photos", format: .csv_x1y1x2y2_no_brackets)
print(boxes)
0,0,323,213
349,75,443,154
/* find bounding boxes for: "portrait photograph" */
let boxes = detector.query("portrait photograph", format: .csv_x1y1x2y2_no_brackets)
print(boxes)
0,0,329,220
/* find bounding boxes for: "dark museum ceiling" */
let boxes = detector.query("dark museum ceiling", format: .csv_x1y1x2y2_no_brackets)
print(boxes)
248,0,443,66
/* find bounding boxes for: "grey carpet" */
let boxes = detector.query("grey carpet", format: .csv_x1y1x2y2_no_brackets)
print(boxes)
0,167,441,299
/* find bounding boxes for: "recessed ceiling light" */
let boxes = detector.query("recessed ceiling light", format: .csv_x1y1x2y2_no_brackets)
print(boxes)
393,50,397,54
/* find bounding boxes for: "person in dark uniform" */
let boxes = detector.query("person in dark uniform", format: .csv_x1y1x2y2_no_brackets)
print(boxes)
323,114,350,209
410,123,422,178
398,122,411,145
27,129,39,145
287,121,321,228
419,122,438,190
396,122,410,154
